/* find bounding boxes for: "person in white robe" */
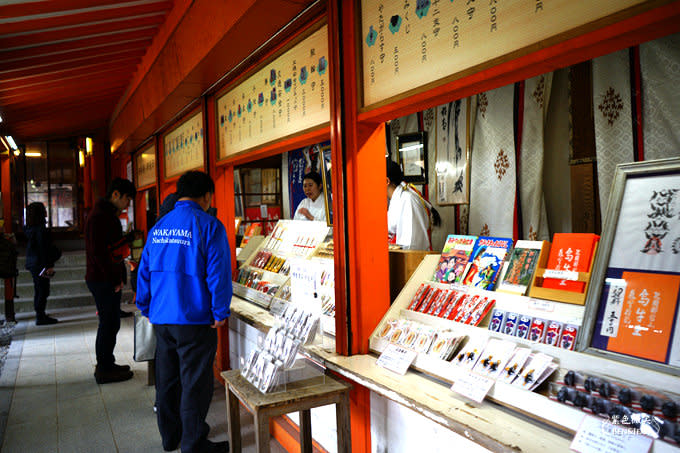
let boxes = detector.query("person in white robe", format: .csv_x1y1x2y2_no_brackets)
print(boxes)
293,171,327,222
387,161,438,250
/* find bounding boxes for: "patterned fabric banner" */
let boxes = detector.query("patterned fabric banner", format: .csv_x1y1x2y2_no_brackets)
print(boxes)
592,49,634,215
519,74,552,241
469,84,516,238
640,34,680,161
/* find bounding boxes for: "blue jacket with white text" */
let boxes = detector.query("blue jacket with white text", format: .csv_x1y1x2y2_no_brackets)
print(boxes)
136,200,232,325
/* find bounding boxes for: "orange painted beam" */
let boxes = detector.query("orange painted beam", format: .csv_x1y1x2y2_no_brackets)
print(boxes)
0,0,131,18
0,83,127,105
219,127,331,167
0,30,154,62
0,42,148,73
1,57,142,88
110,0,315,154
0,17,162,50
0,49,146,79
0,1,171,35
0,70,131,96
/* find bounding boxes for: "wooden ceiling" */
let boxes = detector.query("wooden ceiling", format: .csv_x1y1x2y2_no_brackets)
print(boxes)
0,0,175,142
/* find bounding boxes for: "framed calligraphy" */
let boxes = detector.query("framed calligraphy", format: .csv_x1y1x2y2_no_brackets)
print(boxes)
581,158,680,375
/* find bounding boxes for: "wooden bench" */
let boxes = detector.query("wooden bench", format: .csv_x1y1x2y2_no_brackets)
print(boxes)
221,369,351,453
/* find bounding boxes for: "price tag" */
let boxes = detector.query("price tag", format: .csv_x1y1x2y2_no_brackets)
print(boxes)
450,371,495,403
570,415,653,453
376,343,417,375
528,299,555,312
543,269,580,281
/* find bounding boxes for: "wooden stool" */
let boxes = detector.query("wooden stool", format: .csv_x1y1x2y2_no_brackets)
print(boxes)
221,369,351,453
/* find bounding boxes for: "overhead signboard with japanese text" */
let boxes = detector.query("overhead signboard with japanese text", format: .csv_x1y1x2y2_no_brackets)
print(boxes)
360,0,659,107
217,25,330,160
163,111,205,179
134,143,156,189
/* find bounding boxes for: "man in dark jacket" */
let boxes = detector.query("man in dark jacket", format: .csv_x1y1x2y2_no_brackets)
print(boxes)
85,177,136,384
136,171,231,453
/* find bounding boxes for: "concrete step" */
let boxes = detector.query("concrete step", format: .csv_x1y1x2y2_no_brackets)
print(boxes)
12,279,90,297
17,251,87,268
10,266,87,286
1,289,134,314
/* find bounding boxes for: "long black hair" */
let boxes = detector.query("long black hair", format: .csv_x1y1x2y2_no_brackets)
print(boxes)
26,202,47,227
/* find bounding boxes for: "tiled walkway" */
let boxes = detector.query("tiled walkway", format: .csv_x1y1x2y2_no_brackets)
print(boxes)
0,306,285,453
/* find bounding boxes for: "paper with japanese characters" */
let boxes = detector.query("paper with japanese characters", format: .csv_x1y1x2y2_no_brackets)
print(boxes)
360,0,653,106
591,172,680,366
163,112,204,179
217,26,329,159
135,144,156,189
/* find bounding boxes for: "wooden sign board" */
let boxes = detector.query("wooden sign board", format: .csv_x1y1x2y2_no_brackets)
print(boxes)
135,143,156,189
163,111,205,179
360,0,661,107
217,25,330,159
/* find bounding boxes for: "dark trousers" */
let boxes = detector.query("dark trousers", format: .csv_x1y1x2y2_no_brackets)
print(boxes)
86,281,121,370
155,324,217,453
30,270,50,317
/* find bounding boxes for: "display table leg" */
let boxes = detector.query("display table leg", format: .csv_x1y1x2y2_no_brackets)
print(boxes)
226,387,242,453
254,410,270,453
300,409,312,453
336,392,351,453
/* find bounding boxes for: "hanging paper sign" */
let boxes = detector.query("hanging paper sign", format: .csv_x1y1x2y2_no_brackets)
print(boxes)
135,144,156,189
360,0,656,107
163,112,204,179
217,25,330,159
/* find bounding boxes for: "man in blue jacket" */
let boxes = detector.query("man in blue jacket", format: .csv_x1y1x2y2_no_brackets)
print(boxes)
136,171,231,453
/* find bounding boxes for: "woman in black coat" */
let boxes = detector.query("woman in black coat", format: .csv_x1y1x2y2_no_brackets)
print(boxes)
25,202,60,325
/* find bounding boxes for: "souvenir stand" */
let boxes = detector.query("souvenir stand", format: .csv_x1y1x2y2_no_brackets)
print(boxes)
104,1,680,451
305,1,680,452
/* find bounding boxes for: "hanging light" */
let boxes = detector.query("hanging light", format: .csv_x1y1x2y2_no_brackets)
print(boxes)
85,137,93,156
79,149,86,168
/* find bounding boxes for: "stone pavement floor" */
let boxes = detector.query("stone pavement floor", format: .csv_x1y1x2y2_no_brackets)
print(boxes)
0,306,285,453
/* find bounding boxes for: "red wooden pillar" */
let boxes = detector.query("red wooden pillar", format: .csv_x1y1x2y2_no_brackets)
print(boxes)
329,1,391,452
2,155,15,321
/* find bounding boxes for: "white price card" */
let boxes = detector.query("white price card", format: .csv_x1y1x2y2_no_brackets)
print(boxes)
543,269,580,281
376,343,417,375
570,415,653,453
528,299,556,312
450,371,495,403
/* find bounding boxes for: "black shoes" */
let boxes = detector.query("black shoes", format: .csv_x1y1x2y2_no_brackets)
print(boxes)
35,315,58,326
202,440,229,453
94,365,133,384
119,310,133,318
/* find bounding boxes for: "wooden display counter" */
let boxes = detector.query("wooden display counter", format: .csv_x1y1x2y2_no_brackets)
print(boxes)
389,249,438,302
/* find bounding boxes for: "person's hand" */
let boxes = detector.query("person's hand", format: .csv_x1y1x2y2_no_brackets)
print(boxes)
114,282,124,293
212,318,226,328
298,208,314,220
46,267,55,277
